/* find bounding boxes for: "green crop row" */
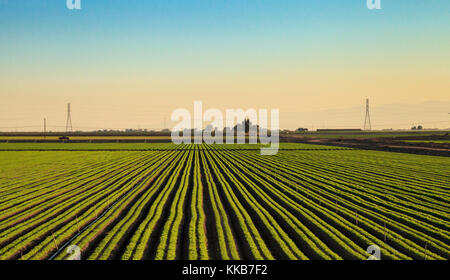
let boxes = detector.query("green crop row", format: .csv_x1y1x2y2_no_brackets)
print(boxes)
228,148,448,259
0,143,448,260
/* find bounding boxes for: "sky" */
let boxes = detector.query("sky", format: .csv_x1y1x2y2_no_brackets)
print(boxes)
0,0,449,131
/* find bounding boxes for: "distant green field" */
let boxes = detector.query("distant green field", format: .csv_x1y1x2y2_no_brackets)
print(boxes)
0,136,171,140
0,142,351,151
402,140,450,144
0,143,178,150
295,131,449,139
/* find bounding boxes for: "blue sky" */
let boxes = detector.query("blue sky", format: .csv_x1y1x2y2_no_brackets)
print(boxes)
2,0,449,73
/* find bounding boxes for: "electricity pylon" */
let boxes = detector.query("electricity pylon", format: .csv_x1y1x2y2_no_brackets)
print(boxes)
364,98,372,131
65,103,73,132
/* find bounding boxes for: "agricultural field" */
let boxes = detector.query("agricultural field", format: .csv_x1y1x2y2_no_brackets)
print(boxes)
0,143,448,260
292,130,450,139
0,136,172,141
0,143,180,151
401,140,450,144
0,142,349,151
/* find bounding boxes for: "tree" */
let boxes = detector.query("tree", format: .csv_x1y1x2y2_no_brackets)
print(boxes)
233,118,257,134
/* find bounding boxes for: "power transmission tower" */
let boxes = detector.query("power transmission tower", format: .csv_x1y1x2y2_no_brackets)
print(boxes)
364,98,372,131
65,103,73,132
44,118,46,139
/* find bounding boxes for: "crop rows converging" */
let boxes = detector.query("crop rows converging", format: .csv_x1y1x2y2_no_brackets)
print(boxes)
0,143,448,260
